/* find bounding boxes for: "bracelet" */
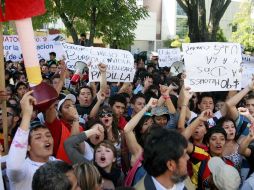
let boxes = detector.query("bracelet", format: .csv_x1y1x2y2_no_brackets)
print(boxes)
162,95,170,100
181,104,188,108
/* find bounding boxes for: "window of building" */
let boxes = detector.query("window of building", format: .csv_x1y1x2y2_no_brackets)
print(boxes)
176,3,186,16
176,17,188,38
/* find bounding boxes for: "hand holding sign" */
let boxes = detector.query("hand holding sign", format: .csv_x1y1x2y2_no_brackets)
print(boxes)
98,63,107,73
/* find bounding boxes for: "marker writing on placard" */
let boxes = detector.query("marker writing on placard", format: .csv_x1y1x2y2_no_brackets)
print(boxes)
91,71,131,82
189,78,240,89
196,66,227,77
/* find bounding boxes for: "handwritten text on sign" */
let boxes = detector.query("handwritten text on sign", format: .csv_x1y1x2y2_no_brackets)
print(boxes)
4,35,65,61
61,42,135,82
182,43,242,92
158,48,181,67
241,54,254,88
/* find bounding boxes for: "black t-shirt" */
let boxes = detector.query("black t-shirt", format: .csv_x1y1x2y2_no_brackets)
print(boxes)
76,98,97,122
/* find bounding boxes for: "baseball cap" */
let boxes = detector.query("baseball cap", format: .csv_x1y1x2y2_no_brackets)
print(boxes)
208,157,240,190
57,94,76,112
151,106,169,116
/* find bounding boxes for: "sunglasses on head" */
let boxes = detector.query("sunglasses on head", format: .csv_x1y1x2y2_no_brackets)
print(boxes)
99,112,113,118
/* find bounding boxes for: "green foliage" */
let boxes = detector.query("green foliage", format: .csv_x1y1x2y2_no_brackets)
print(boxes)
231,0,254,52
216,28,227,42
33,0,148,48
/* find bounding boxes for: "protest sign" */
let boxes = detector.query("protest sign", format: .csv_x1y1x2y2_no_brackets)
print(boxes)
182,42,242,92
61,42,135,82
241,54,254,88
4,35,65,61
242,54,254,63
158,48,181,67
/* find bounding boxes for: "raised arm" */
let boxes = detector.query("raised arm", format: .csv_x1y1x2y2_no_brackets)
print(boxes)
124,98,158,164
7,91,36,182
159,84,177,114
118,82,132,95
226,79,254,120
64,125,104,164
177,85,192,120
239,124,254,157
98,63,107,93
178,87,193,132
185,110,213,154
89,91,106,119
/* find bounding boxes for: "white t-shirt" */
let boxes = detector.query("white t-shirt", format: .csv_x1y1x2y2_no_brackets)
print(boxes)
7,128,56,190
152,176,185,190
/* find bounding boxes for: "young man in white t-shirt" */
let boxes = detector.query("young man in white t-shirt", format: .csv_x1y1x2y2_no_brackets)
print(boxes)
7,91,56,190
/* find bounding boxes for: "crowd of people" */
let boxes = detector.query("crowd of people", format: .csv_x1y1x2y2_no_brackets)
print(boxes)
0,51,254,190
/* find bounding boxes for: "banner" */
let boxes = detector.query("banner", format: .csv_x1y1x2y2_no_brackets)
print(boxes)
4,34,65,61
61,42,135,82
183,42,242,92
158,48,181,67
241,54,254,88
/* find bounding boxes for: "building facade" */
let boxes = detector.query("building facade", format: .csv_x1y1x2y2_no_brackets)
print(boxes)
131,0,242,53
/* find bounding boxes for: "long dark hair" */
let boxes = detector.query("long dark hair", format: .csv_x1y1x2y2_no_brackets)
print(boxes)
134,115,153,148
97,105,120,144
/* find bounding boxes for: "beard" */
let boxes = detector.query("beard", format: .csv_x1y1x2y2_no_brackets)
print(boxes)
170,169,188,184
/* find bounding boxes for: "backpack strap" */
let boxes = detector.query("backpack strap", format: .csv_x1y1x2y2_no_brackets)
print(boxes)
236,121,248,140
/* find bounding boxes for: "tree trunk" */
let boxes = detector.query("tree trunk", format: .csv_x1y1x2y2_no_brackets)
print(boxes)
198,0,208,41
187,0,200,42
208,0,231,41
54,0,79,44
89,6,97,46
177,0,231,42
59,13,79,44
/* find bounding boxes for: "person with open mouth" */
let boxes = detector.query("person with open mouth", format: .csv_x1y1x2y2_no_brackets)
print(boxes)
94,140,124,190
217,117,243,173
98,106,122,167
64,120,107,162
179,108,236,190
7,91,56,190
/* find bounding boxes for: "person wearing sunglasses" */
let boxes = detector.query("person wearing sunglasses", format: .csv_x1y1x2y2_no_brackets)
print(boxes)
98,106,122,168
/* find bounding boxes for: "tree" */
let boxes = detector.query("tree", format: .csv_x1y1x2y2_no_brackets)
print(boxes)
176,0,231,42
33,0,148,48
231,0,254,53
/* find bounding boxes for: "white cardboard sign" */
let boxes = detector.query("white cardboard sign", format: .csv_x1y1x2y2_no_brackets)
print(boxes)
61,42,135,82
182,42,242,92
4,35,65,61
241,54,254,88
158,48,181,67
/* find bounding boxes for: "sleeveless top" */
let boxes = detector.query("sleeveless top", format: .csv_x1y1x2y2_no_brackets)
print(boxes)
224,144,243,172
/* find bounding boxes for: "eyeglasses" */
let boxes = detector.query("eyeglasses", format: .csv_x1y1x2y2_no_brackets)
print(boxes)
99,112,113,118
